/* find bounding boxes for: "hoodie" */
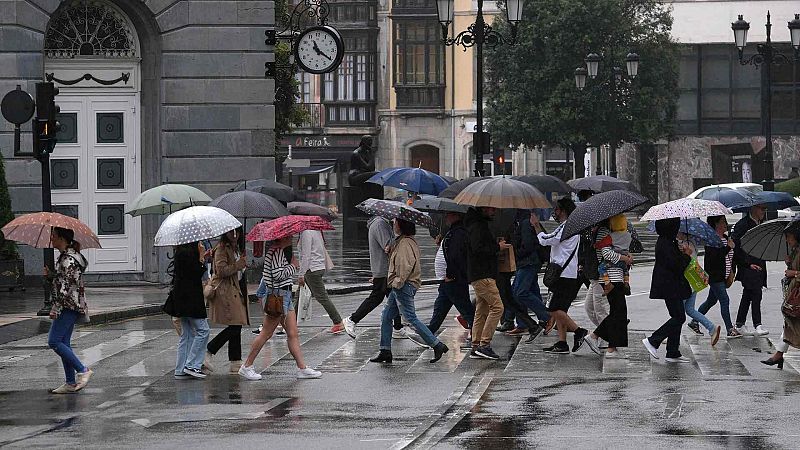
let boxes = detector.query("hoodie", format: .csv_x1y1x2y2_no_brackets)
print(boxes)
649,218,692,301
465,207,499,282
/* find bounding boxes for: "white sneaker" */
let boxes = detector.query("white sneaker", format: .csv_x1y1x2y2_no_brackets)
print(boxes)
296,367,322,379
664,356,692,363
75,369,93,390
583,335,602,355
754,325,769,336
343,316,357,339
642,338,659,359
737,325,754,336
51,383,77,394
392,327,410,339
203,352,214,372
238,365,262,381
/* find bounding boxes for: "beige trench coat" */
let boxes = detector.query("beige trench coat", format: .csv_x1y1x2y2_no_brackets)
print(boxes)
207,242,249,326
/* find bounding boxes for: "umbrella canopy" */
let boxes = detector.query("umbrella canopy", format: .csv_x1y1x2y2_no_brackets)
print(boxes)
356,199,435,229
561,190,649,241
512,174,573,194
567,175,639,193
2,212,101,249
733,191,800,212
209,191,289,219
232,179,298,203
154,206,241,247
126,184,212,216
441,175,458,184
411,197,469,214
454,177,551,209
740,218,798,261
246,215,334,242
647,218,725,248
367,167,450,195
438,177,486,199
697,188,759,210
287,201,338,221
640,198,732,222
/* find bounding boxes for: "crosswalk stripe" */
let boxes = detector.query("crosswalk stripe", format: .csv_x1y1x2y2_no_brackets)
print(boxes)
316,328,380,373
688,335,751,377
74,330,171,368
602,332,652,375
407,327,469,374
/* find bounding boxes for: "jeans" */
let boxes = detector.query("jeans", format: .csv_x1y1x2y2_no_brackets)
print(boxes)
692,282,733,331
471,278,505,346
428,281,474,334
304,269,342,324
736,286,763,327
593,283,628,347
350,277,402,329
379,283,441,350
175,318,210,374
584,280,609,327
684,292,715,333
512,265,550,327
207,325,242,361
48,309,86,385
648,297,686,358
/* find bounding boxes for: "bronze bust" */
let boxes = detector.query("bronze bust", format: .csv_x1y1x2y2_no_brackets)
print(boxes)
348,135,377,185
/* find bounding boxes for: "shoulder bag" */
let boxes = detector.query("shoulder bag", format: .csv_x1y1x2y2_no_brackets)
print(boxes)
263,250,286,318
543,243,578,289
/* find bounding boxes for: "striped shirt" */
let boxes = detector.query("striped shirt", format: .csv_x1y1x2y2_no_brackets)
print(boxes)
262,247,297,289
434,244,447,280
725,247,734,278
595,227,626,283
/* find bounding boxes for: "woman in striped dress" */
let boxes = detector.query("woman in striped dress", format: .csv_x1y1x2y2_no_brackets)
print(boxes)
238,236,322,381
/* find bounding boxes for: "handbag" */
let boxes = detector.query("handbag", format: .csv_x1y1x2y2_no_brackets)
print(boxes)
203,280,218,302
684,257,709,293
498,245,516,273
262,249,285,318
725,265,737,289
783,283,800,319
543,243,577,289
297,284,313,321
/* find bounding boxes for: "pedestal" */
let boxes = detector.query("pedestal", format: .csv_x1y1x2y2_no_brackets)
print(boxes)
342,184,384,240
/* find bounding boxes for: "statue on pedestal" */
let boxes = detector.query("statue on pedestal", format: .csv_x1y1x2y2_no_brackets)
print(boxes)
348,135,377,185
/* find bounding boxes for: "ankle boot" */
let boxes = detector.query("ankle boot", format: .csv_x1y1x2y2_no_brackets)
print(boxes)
370,350,392,363
430,342,449,363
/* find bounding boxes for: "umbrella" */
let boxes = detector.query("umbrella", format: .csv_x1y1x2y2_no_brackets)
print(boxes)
438,177,486,199
740,218,797,261
640,198,732,222
454,177,551,209
246,215,334,242
232,179,297,203
126,184,212,216
367,167,450,195
733,191,800,212
287,201,338,221
647,218,725,248
209,191,289,219
154,206,241,247
411,197,469,214
561,190,649,241
567,175,639,193
356,199,435,229
512,174,573,194
441,175,458,184
697,188,759,210
2,212,101,249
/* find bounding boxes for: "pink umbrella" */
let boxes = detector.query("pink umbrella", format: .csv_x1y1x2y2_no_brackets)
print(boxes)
2,212,101,249
246,215,334,242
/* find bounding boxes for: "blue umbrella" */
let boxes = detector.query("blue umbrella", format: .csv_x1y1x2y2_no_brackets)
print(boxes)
735,191,800,212
367,167,450,195
699,188,758,210
648,217,725,248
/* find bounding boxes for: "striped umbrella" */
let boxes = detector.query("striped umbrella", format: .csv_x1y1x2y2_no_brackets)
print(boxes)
2,212,101,249
454,177,550,209
246,215,334,242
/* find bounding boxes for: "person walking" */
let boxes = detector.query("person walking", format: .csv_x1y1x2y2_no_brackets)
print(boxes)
45,227,93,394
297,229,344,334
506,209,547,339
206,229,249,374
370,219,449,364
761,227,800,369
532,198,587,354
731,204,768,336
343,216,405,338
642,218,694,362
678,233,722,346
239,236,322,380
164,242,211,379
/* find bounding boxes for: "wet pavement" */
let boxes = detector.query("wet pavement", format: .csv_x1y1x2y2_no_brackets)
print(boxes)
0,262,797,448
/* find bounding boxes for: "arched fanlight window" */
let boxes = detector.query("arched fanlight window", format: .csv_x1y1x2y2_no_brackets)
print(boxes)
44,0,138,59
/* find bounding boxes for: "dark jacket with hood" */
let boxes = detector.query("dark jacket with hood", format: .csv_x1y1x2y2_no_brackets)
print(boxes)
443,218,469,284
512,210,542,270
164,245,207,319
649,218,692,301
465,207,499,282
731,214,767,288
704,240,733,283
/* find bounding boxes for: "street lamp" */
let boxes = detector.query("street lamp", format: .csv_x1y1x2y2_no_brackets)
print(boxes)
731,12,800,192
437,0,524,176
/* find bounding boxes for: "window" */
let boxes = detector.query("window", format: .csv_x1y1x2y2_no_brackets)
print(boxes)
322,34,376,125
394,20,445,108
771,45,800,131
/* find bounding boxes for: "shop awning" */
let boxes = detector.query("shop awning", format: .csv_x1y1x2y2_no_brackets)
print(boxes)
289,164,335,176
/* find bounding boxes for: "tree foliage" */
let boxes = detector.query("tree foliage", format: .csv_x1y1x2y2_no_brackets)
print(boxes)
485,0,679,151
274,0,310,151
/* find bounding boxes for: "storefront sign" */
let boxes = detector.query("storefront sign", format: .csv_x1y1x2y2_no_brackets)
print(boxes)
281,135,365,149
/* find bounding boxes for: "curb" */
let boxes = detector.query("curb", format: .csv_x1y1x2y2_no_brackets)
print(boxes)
87,304,164,325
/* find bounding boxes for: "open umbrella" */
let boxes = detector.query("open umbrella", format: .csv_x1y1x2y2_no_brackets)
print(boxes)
733,191,800,212
512,174,573,194
2,212,101,249
209,191,288,219
567,175,639,193
740,218,798,261
232,179,297,203
367,167,450,195
246,215,334,242
640,198,732,222
411,197,469,214
697,188,759,210
647,218,725,248
154,206,241,247
454,177,550,209
356,199,435,229
561,190,649,241
438,177,486,199
287,201,338,221
127,184,212,216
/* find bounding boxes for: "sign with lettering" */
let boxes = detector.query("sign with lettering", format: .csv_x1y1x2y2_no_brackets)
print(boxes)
280,135,366,149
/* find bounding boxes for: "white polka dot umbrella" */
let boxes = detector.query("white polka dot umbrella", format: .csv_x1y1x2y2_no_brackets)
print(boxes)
640,198,732,222
154,206,241,247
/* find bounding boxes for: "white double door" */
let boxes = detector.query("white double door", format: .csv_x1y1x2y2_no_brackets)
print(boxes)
50,95,141,273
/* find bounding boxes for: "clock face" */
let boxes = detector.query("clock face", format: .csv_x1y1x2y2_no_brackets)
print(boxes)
295,27,343,74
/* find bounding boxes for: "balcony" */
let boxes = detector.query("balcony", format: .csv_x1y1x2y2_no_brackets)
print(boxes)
395,85,445,109
296,103,376,129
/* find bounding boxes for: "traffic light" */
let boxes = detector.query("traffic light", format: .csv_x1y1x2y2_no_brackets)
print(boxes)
33,82,59,161
492,145,505,175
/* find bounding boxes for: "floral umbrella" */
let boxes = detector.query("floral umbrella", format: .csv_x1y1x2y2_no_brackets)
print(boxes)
246,215,334,242
356,198,435,229
2,212,101,249
640,198,732,222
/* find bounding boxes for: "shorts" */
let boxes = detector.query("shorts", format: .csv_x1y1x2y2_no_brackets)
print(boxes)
547,277,583,312
257,281,294,313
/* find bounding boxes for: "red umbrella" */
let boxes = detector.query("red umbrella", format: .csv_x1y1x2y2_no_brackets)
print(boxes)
1,212,101,249
246,215,334,242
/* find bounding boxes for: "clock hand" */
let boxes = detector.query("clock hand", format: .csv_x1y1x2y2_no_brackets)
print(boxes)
312,41,333,61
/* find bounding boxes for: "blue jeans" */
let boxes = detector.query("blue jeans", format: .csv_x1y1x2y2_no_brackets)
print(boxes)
684,292,715,333
48,309,86,385
512,265,550,327
428,281,474,334
175,317,210,374
256,281,295,312
692,282,734,331
380,282,441,350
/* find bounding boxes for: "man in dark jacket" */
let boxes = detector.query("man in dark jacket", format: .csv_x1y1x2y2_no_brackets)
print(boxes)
507,209,547,339
730,204,768,336
642,218,693,362
428,212,474,337
465,207,505,360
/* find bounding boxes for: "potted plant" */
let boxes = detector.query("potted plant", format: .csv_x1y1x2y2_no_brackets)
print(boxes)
0,152,23,290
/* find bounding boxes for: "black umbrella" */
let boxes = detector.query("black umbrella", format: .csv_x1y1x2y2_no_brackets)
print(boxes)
568,175,639,193
209,191,289,219
438,177,486,199
740,218,798,261
288,201,338,221
512,174,573,194
561,190,648,241
232,179,298,203
411,197,469,213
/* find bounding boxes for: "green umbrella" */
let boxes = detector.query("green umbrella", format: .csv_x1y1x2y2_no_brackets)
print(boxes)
126,184,212,216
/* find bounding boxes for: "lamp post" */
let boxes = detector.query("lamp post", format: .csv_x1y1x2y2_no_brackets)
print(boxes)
731,12,800,192
436,0,524,177
574,51,639,178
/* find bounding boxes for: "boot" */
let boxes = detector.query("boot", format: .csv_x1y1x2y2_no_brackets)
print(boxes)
229,360,242,374
430,342,449,363
370,350,393,363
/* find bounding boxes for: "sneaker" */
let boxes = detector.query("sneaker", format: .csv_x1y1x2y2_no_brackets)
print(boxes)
598,338,609,349
710,325,721,347
392,327,410,339
51,383,77,394
460,338,473,350
330,323,345,334
183,367,207,379
203,352,215,373
75,369,93,390
604,350,628,359
496,321,514,332
474,346,500,360
664,355,692,363
174,373,192,380
297,367,322,379
505,327,528,336
543,342,570,354
754,325,769,336
572,328,588,353
727,328,743,339
642,338,659,359
583,334,602,355
238,365,262,381
343,316,357,339
687,321,703,336
455,315,469,329
543,317,555,335
737,325,754,336
525,324,544,343
468,346,482,359
252,325,263,335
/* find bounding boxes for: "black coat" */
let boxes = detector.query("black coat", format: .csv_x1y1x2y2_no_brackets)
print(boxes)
704,242,732,283
443,220,469,284
163,249,207,319
649,218,692,301
465,208,499,282
731,215,767,288
512,211,543,270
